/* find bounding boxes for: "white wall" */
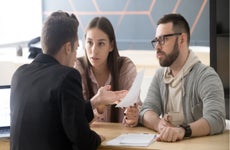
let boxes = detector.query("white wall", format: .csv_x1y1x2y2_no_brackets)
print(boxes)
0,0,42,45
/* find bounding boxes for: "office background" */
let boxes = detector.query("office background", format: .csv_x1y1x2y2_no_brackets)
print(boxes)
42,0,229,112
0,0,229,118
42,0,210,50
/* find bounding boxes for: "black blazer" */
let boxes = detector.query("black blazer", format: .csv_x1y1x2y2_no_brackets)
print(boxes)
10,54,101,150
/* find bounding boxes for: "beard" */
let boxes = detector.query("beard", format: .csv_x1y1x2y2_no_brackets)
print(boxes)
157,38,179,67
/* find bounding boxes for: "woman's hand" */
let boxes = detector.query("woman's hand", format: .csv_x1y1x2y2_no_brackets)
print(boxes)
91,85,127,113
123,103,139,127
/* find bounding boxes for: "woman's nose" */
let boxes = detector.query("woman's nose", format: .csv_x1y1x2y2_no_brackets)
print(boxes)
91,44,98,54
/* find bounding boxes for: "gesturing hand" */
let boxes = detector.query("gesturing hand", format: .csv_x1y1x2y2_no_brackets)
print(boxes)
97,85,127,105
91,85,128,114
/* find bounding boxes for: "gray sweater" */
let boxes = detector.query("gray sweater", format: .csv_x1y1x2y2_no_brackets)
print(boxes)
139,62,226,135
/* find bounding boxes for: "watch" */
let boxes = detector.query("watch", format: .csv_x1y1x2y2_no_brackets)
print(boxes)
179,124,192,137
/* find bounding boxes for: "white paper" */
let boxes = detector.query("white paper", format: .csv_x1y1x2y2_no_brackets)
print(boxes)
106,133,156,147
116,70,144,108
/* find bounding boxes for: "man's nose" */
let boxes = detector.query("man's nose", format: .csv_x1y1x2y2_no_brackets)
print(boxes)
155,41,163,50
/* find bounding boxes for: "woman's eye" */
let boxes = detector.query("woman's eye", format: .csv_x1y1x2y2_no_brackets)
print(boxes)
98,42,105,46
87,41,93,46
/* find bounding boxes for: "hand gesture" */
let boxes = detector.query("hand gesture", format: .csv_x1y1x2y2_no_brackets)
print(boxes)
97,85,127,105
91,85,127,114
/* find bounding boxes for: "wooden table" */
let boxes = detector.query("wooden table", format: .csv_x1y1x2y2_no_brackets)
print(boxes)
1,122,229,150
91,122,229,150
0,138,9,150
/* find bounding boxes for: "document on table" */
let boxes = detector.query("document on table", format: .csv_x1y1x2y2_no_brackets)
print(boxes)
106,133,157,147
116,70,144,108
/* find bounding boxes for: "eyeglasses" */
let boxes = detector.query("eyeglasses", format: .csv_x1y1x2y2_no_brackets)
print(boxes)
151,33,182,48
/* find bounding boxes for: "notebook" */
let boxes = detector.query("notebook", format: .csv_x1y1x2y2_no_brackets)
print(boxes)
0,85,11,138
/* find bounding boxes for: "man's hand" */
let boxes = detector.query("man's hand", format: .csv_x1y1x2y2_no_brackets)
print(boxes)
156,114,185,142
158,114,174,132
123,103,139,127
156,126,185,142
99,134,105,142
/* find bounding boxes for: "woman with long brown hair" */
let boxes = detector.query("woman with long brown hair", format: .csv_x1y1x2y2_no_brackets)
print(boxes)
75,16,141,124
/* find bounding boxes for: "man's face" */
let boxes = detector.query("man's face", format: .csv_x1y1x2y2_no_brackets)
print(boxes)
66,39,79,67
157,38,179,67
155,23,180,67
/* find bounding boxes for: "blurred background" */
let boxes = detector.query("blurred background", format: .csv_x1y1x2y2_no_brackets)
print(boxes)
0,0,229,117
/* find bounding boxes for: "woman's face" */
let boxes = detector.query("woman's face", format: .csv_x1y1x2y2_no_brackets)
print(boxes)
85,28,113,68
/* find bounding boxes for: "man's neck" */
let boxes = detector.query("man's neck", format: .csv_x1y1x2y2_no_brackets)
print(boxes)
170,50,190,77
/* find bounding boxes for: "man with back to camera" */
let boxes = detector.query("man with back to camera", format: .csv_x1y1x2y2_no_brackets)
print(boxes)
124,13,226,142
10,11,127,150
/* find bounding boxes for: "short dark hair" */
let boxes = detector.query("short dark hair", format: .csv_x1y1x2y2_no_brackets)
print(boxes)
157,13,190,45
41,11,79,55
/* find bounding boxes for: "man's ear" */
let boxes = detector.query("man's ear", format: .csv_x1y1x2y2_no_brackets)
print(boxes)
64,42,72,54
180,33,187,44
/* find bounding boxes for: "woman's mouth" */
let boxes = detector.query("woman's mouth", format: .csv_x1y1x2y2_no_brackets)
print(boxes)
91,57,99,61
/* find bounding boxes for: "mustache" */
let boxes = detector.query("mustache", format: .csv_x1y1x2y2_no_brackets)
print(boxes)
157,50,165,55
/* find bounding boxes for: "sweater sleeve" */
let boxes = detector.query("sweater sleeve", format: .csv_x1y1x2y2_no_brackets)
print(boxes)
139,68,165,124
197,66,226,135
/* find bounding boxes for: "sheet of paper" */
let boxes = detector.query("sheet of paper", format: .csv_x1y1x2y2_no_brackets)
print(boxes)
116,70,144,108
106,133,156,147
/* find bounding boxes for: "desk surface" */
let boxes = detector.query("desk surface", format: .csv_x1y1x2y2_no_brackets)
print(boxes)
91,122,229,150
1,122,229,150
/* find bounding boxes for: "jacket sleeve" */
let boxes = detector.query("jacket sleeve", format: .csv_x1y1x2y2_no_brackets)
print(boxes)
85,100,94,122
60,69,101,150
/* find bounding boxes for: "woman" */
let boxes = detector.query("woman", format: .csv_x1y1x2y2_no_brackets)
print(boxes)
75,16,140,123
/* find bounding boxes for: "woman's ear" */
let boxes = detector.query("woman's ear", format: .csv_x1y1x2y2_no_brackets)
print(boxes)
110,41,115,52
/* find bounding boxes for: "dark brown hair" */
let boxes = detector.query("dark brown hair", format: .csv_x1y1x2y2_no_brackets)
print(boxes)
41,10,79,55
157,13,190,45
81,16,123,99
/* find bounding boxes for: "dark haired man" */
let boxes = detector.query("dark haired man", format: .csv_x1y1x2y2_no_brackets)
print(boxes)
10,11,126,150
125,13,226,142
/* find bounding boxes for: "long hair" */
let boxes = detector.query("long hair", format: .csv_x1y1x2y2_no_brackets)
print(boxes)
81,16,122,99
80,17,125,122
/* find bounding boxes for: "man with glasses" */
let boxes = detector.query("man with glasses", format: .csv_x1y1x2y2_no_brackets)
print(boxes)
125,13,226,142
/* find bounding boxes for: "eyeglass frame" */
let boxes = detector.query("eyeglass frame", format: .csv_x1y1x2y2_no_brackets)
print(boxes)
151,33,182,48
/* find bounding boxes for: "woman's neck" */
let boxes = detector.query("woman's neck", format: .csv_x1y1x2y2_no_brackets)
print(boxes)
92,65,110,87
